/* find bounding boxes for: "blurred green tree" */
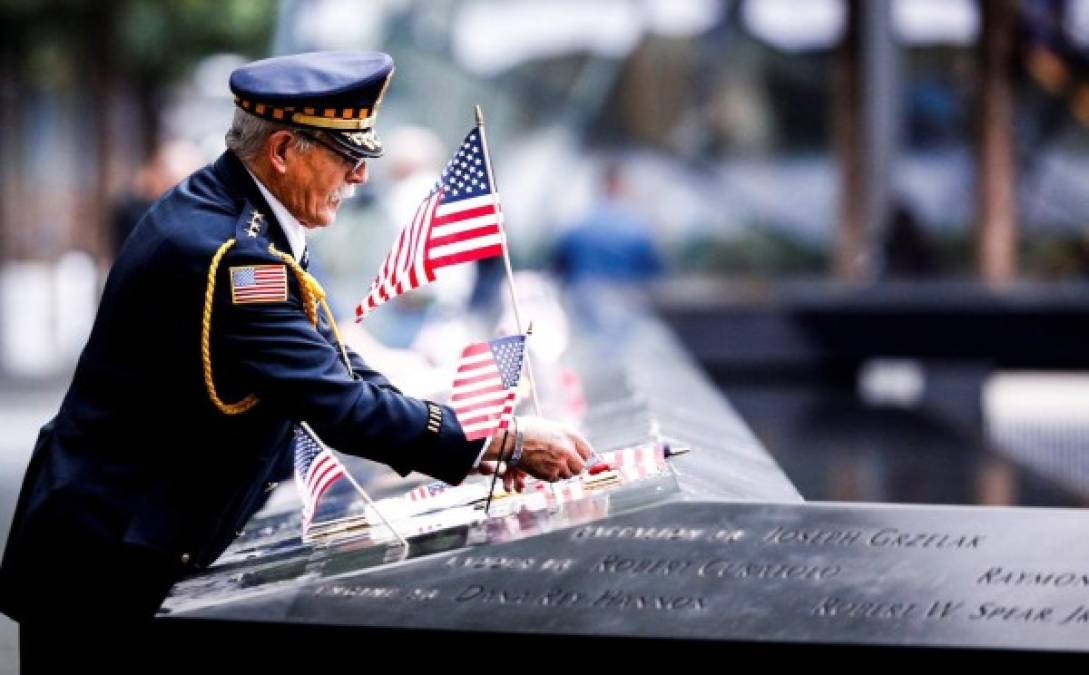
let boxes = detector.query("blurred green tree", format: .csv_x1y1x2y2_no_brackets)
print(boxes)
0,0,274,260
119,0,274,149
1,0,274,151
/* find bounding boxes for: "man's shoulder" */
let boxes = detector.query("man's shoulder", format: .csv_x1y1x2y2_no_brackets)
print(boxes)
142,155,275,263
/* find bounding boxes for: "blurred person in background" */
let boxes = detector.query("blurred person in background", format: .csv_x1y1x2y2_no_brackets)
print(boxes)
0,51,591,671
553,162,664,285
552,162,664,341
880,201,940,280
111,139,202,256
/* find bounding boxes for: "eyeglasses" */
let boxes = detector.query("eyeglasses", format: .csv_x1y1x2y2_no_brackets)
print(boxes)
297,131,366,174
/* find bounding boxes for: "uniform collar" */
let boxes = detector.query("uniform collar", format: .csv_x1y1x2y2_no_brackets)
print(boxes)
213,151,296,261
244,167,307,263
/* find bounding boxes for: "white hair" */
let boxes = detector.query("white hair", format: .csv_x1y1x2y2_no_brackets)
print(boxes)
224,108,313,163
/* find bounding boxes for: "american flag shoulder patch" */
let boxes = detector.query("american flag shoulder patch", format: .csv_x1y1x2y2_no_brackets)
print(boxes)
230,264,288,304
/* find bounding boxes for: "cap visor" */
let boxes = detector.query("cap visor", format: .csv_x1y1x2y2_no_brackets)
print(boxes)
328,130,383,159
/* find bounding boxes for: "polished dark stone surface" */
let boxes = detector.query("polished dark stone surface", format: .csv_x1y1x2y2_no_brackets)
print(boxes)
162,500,1089,655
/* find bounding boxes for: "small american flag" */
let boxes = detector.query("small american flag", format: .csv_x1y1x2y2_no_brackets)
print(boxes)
597,444,666,481
510,478,587,511
450,334,526,441
230,265,287,304
406,481,451,502
293,426,347,530
355,125,504,319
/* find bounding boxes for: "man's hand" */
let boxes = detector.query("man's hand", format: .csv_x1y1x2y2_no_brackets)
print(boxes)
475,461,527,493
482,416,593,488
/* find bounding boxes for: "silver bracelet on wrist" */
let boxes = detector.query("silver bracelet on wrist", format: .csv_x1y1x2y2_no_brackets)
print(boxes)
509,417,524,468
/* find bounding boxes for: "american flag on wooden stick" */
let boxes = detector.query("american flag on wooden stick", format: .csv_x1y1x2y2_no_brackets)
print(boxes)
356,125,504,319
293,426,347,532
450,334,526,441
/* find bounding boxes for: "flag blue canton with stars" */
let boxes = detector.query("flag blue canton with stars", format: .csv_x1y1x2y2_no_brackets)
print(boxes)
489,335,526,390
294,427,322,476
434,128,494,202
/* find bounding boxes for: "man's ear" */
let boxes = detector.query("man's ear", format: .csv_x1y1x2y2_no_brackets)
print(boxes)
266,130,294,175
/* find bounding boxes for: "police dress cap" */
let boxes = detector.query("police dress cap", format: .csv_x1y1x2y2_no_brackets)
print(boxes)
230,51,394,159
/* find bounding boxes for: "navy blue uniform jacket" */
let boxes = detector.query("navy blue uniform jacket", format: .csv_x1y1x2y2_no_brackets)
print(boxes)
0,151,482,622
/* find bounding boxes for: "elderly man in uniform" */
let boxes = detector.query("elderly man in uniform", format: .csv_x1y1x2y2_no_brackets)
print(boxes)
0,51,591,667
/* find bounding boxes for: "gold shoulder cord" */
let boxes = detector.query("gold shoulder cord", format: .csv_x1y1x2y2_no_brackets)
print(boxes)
202,240,351,416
